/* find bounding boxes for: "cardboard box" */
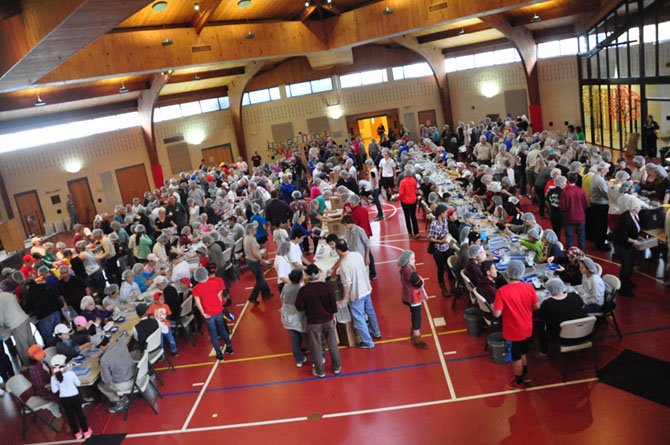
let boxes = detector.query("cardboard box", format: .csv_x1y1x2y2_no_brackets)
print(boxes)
328,221,345,236
330,196,343,210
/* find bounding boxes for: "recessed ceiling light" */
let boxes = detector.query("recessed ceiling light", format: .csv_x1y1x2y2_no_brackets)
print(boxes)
383,6,393,15
246,31,256,39
327,0,332,3
237,0,251,8
459,28,466,35
304,1,310,7
530,13,541,23
34,95,46,107
193,2,200,11
162,37,173,46
194,75,201,81
152,1,168,13
119,84,129,93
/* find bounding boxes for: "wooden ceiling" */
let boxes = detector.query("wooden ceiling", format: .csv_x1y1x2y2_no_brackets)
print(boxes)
0,0,616,124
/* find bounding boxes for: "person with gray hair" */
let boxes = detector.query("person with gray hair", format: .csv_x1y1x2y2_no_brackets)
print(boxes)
536,278,585,357
191,266,234,361
508,212,542,235
492,260,540,389
398,250,428,349
274,241,293,292
546,175,567,239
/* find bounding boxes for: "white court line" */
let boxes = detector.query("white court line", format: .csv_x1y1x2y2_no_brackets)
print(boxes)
192,382,204,387
182,300,250,430
29,378,598,445
423,299,457,399
443,351,457,355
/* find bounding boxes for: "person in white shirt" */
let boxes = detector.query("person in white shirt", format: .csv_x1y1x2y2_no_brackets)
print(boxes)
274,242,293,291
378,149,397,200
334,240,381,349
578,257,605,312
50,354,92,439
289,231,310,270
170,253,191,284
365,159,384,220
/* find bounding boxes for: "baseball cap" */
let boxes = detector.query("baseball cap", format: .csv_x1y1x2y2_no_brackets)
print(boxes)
153,292,162,302
22,255,35,263
28,345,45,361
179,277,191,288
53,323,71,336
147,253,159,262
50,354,67,368
73,316,88,328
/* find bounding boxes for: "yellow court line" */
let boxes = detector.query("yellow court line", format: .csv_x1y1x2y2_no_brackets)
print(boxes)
156,328,467,371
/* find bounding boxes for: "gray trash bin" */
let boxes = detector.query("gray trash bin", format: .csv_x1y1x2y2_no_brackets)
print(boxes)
487,332,506,365
463,307,482,337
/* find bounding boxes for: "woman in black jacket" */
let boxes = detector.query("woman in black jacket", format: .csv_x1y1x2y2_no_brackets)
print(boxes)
612,201,643,296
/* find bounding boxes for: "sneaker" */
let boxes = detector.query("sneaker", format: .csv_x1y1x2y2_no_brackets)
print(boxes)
356,343,374,349
521,375,533,384
296,357,307,368
83,428,93,439
312,370,326,378
248,298,260,305
108,400,128,414
216,353,224,361
372,334,382,339
75,430,83,440
333,366,342,375
536,352,548,360
48,402,62,418
170,350,179,357
375,215,384,221
225,345,234,355
370,276,377,281
505,379,527,390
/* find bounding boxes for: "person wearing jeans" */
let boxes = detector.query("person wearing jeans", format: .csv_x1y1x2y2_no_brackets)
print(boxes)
295,264,341,377
244,223,273,304
192,267,233,361
334,240,381,349
280,269,307,367
365,160,384,220
559,173,589,252
398,167,420,238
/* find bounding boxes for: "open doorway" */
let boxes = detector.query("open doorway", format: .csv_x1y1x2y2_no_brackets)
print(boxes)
357,115,389,148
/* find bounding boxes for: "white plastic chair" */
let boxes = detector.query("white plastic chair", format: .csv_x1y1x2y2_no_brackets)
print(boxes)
116,350,162,421
145,327,174,385
175,296,197,346
447,255,463,309
558,316,598,381
43,346,58,371
5,374,58,440
460,270,476,306
589,274,622,339
594,262,603,276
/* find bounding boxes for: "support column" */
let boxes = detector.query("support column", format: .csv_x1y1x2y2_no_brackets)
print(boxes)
138,72,171,187
392,36,454,128
481,15,543,132
227,61,268,162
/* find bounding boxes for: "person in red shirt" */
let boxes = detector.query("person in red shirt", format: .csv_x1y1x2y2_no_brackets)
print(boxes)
20,255,37,280
191,267,233,361
398,167,419,238
349,194,377,280
493,260,539,390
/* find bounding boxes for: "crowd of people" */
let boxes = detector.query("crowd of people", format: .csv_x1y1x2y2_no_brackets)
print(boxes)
0,113,665,438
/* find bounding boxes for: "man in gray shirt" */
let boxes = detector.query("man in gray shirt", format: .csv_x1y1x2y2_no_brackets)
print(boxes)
96,335,135,413
590,162,611,251
341,214,370,262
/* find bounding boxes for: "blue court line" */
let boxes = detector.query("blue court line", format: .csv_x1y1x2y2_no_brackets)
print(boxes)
446,353,489,363
161,361,440,397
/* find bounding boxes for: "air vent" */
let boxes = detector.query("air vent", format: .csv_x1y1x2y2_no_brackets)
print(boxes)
191,45,212,53
428,2,448,12
163,135,185,144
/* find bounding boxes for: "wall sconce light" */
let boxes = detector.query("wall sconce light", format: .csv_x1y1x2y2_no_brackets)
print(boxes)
326,104,344,120
480,81,500,98
185,128,206,145
64,159,83,173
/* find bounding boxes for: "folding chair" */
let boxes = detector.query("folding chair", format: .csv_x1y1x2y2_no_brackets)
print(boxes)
594,262,603,276
174,296,197,346
473,288,501,349
146,327,175,386
117,350,163,421
447,255,464,309
221,247,237,280
459,270,476,306
43,346,58,371
5,375,58,440
588,274,622,339
558,316,598,381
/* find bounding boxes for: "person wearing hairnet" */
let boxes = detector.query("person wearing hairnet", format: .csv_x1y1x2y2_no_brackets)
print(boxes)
536,278,585,358
492,260,539,389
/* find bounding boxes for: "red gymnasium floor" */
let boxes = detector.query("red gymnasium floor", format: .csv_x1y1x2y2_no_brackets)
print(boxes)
2,199,669,445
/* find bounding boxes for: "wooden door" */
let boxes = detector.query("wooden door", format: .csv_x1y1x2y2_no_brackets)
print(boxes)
202,143,233,166
15,190,45,237
418,109,437,128
115,164,151,206
67,178,96,224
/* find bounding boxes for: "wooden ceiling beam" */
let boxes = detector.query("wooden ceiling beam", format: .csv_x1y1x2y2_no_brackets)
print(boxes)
168,67,245,84
417,22,493,44
321,2,342,16
193,0,223,35
0,79,149,112
156,86,229,107
509,0,600,26
300,6,317,22
0,0,154,93
33,0,545,86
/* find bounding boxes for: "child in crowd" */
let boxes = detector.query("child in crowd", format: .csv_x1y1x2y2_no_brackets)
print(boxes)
50,354,92,439
54,323,80,361
27,345,61,418
71,316,95,346
148,292,178,357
